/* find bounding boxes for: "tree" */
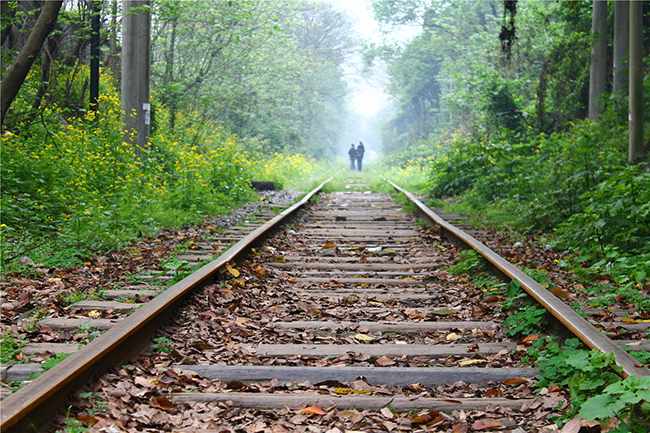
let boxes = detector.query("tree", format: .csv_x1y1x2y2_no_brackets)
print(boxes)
0,1,63,126
613,0,629,94
588,0,607,121
628,0,644,164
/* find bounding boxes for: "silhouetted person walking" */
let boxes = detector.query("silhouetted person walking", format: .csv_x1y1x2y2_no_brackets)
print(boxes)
348,144,357,170
356,141,365,171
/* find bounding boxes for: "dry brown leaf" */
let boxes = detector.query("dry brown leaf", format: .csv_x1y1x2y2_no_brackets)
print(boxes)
521,334,541,345
75,416,98,426
322,243,336,249
560,419,582,433
299,406,326,415
503,377,532,385
472,418,502,430
376,356,395,366
150,396,176,411
411,411,443,425
451,423,468,433
550,288,571,299
485,388,502,397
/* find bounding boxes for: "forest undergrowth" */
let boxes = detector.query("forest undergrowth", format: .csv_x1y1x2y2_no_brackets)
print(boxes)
0,70,334,273
380,96,650,432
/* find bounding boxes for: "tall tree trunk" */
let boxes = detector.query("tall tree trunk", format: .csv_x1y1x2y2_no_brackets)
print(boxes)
628,0,644,164
588,0,607,121
105,0,119,78
613,0,629,94
90,0,101,111
0,0,63,127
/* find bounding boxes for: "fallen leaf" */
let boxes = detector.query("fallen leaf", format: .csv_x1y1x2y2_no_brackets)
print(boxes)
452,423,468,433
550,288,571,299
521,334,541,345
503,377,532,385
380,407,394,419
87,310,101,319
430,308,457,316
226,264,240,277
472,418,502,430
333,388,352,395
75,416,98,426
273,256,287,263
299,406,327,415
376,356,395,366
354,333,374,341
150,396,176,411
485,388,502,397
458,359,487,366
446,332,459,341
621,317,639,324
322,243,336,249
560,419,582,433
199,311,218,320
411,411,443,426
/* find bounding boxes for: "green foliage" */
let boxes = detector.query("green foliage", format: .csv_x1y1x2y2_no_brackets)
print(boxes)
424,114,649,304
447,249,485,276
578,375,650,433
0,333,25,364
57,407,91,433
30,353,73,380
503,306,546,338
524,337,625,421
150,336,173,353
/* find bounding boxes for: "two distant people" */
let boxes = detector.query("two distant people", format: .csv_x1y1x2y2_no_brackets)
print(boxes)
348,141,365,171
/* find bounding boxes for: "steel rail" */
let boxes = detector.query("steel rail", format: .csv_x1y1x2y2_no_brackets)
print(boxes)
1,178,332,433
384,176,649,380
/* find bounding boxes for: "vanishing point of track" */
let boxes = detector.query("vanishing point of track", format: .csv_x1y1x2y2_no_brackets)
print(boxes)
1,176,648,432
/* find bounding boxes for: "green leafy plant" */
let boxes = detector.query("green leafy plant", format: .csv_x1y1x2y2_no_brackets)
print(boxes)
150,336,174,353
31,353,73,380
1,333,25,364
502,305,546,338
578,375,650,433
524,337,625,421
447,249,485,275
78,392,108,415
56,406,90,433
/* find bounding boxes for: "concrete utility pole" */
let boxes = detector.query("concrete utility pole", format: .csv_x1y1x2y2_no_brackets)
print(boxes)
121,0,151,155
628,0,645,164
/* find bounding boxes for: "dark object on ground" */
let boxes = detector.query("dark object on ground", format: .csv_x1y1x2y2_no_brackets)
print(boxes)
251,181,276,191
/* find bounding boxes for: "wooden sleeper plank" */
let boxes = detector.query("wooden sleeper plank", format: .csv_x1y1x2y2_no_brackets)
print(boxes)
169,392,533,410
176,365,537,386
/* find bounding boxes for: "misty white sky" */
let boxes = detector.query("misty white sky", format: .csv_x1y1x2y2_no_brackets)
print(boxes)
325,0,420,117
322,0,395,117
320,0,420,155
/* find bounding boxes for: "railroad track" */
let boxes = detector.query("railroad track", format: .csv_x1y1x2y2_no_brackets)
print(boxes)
1,176,648,432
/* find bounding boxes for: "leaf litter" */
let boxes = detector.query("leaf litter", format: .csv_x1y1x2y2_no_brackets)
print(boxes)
1,191,642,431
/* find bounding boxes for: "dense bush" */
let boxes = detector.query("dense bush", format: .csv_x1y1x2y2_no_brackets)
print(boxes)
0,68,326,268
425,111,649,284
